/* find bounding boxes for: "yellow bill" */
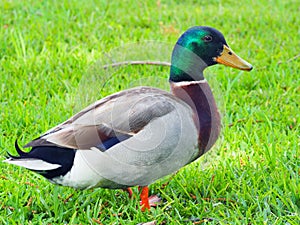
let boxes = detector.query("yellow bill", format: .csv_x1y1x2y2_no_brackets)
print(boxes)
214,45,253,71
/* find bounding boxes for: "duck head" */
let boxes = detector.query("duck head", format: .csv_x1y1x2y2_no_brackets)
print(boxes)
170,26,253,82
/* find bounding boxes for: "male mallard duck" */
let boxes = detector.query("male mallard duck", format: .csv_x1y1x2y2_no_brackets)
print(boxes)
4,26,252,211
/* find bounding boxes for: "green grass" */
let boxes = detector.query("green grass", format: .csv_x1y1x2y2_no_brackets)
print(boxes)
0,0,299,224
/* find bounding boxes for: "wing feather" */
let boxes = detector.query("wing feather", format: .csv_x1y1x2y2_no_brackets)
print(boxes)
25,87,178,150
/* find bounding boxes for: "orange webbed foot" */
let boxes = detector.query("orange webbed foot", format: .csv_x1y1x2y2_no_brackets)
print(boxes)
139,186,161,211
140,186,150,211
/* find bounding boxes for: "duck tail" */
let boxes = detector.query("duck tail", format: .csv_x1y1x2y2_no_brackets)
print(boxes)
3,139,63,171
5,139,29,159
5,139,23,159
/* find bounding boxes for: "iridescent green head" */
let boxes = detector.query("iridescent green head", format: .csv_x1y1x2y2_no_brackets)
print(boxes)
170,26,252,82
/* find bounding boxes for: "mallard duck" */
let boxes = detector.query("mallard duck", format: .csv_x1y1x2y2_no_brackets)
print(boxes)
4,26,252,211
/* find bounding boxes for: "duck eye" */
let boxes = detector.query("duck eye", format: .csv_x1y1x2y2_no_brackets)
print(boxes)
202,35,212,42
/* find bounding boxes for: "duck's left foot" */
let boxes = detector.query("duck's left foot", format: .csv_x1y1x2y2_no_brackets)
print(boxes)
147,195,161,207
139,186,161,211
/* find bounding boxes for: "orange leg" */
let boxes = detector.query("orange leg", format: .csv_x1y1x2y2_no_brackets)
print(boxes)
139,186,150,211
125,187,133,198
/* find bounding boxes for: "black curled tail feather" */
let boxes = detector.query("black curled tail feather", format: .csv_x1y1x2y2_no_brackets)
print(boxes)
7,139,26,159
7,139,77,179
15,139,26,157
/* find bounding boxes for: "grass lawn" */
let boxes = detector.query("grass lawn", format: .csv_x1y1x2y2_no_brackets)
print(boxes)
0,0,299,224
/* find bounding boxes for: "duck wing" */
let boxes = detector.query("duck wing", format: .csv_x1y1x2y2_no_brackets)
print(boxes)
24,87,177,150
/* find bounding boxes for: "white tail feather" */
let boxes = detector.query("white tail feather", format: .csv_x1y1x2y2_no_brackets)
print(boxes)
3,158,61,170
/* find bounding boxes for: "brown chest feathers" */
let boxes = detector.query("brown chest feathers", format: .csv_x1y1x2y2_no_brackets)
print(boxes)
170,81,221,156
